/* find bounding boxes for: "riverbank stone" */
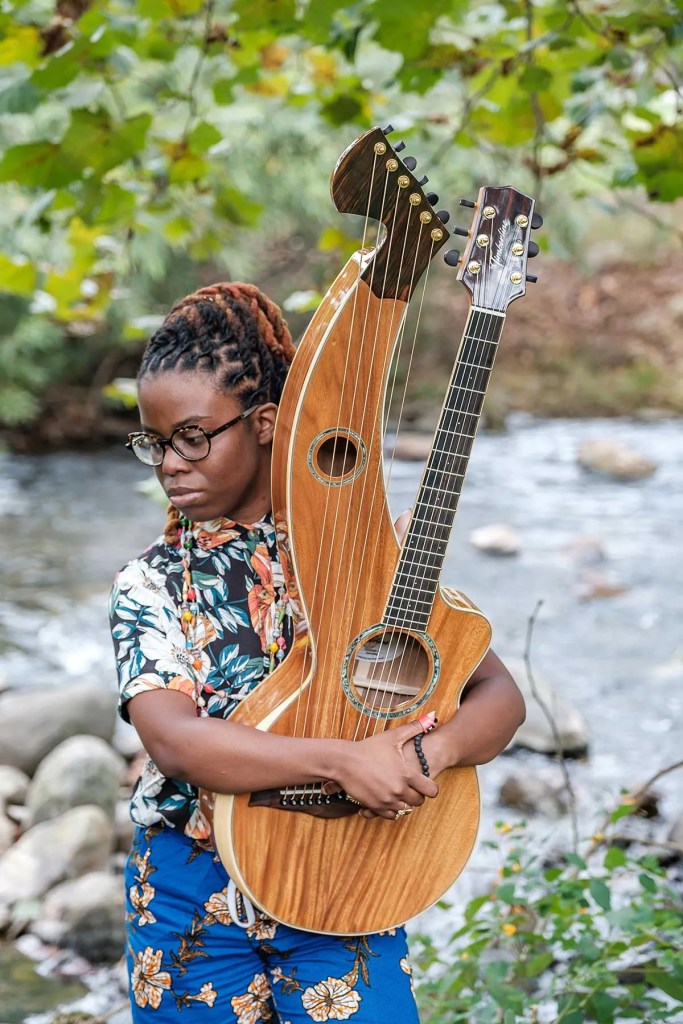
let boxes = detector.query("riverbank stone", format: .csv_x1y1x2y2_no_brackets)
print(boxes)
0,681,117,775
0,766,29,813
504,657,589,757
499,769,571,818
470,523,521,556
577,438,656,480
0,805,114,906
30,871,125,962
26,735,125,827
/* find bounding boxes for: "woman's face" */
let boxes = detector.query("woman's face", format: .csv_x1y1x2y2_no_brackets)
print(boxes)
137,368,277,524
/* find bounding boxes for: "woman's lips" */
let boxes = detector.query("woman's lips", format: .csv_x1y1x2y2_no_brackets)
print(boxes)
167,490,204,507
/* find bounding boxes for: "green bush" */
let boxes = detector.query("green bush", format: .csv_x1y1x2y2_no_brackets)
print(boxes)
414,816,683,1024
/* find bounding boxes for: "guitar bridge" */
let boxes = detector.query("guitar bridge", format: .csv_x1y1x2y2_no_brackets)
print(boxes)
248,784,359,819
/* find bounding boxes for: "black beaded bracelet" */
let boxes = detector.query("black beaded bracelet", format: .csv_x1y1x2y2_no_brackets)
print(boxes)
413,733,431,777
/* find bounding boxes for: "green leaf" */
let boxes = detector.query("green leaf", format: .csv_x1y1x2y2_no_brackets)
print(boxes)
639,872,657,893
566,853,587,870
645,970,683,1002
61,110,152,176
519,64,553,91
604,846,627,870
0,142,82,188
188,120,223,154
589,877,611,911
0,255,36,297
0,76,41,114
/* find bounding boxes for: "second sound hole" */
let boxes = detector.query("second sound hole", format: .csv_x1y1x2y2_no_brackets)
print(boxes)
350,629,431,711
315,435,359,479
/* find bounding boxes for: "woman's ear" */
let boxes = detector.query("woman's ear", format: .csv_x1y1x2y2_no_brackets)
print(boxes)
253,403,278,445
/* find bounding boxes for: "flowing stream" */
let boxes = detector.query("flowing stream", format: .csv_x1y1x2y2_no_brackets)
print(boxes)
1,415,682,1014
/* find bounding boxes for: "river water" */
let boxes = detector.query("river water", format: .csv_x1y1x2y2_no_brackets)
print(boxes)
1,415,682,1012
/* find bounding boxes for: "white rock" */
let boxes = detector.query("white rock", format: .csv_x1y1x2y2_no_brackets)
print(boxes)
112,718,144,760
470,523,520,556
30,871,125,962
0,805,114,905
577,438,656,480
0,681,117,775
0,812,14,855
668,811,683,848
504,657,589,757
26,735,125,827
0,765,29,812
390,432,433,461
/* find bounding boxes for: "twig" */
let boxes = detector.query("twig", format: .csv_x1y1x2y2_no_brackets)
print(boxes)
586,758,683,859
608,835,683,855
182,0,216,140
524,599,579,852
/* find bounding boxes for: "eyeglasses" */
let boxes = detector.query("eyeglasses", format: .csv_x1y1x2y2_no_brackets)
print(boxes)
126,407,258,466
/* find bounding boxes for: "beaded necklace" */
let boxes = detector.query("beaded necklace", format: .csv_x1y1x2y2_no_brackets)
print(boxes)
177,513,289,717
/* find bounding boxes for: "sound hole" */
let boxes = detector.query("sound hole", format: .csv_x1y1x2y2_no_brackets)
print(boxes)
349,628,431,712
315,435,358,479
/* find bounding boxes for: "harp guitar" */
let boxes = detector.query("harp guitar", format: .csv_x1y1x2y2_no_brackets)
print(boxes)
214,146,539,933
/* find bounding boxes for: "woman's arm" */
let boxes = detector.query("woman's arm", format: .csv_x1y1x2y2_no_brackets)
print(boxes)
128,689,438,820
418,648,525,775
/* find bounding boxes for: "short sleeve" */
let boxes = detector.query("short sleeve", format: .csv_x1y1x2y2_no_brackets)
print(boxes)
109,554,197,723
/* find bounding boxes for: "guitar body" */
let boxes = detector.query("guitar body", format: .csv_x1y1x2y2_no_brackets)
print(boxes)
213,274,491,934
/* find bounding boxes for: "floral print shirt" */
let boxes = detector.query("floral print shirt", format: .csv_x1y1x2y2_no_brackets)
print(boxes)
110,515,296,841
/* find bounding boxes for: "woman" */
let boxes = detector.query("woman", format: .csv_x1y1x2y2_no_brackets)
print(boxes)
111,281,526,1022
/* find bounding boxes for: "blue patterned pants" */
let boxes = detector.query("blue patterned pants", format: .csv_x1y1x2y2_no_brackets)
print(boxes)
124,826,420,1022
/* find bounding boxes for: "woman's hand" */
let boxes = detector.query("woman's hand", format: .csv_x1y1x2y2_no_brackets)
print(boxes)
328,719,439,820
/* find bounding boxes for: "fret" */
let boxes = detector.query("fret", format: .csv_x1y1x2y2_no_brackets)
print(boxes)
455,359,495,373
394,566,441,585
470,306,505,318
433,421,479,438
460,333,499,346
423,459,470,477
386,593,434,609
448,383,487,396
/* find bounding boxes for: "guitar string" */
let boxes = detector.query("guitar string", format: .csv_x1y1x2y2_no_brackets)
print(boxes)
294,157,396,784
348,234,437,742
314,182,413,746
330,216,429,743
283,146,382,801
371,198,524,738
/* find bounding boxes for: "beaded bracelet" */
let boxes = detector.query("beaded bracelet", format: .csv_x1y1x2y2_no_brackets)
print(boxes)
413,734,431,777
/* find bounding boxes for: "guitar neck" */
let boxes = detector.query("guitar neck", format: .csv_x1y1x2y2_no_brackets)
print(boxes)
384,306,505,630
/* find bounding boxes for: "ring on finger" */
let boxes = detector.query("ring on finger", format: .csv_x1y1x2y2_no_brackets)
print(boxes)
394,803,414,820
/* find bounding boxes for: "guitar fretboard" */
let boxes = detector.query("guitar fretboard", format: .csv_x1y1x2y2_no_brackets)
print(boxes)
385,307,505,630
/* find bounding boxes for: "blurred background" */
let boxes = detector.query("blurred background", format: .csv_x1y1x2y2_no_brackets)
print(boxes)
0,1,682,1021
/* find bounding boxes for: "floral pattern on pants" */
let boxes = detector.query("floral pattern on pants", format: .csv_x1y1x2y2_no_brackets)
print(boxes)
124,826,420,1023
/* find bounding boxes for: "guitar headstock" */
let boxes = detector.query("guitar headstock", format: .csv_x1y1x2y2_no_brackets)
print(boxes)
449,186,541,312
330,126,450,302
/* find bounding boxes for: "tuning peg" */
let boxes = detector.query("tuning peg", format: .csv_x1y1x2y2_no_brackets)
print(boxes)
404,156,417,171
531,211,543,229
453,225,469,237
528,241,540,258
426,192,439,205
444,249,460,266
393,140,406,152
526,273,538,283
436,209,450,223
459,198,476,208
383,124,395,135
417,174,428,186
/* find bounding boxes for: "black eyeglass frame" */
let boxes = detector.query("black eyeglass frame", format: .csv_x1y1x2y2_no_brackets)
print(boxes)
125,406,258,465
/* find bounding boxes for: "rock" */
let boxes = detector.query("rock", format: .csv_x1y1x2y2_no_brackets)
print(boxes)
470,523,520,556
668,811,683,847
0,812,15,855
577,439,656,480
0,681,117,775
0,765,30,811
577,570,629,600
115,798,136,854
390,432,433,461
0,805,114,905
561,535,606,566
26,735,125,827
30,871,125,962
505,657,589,757
499,770,570,818
112,718,144,761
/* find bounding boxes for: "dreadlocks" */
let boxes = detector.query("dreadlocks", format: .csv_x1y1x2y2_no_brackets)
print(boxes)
138,282,296,544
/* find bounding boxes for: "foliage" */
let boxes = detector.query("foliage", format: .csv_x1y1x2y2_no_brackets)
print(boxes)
414,814,683,1024
0,0,682,426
